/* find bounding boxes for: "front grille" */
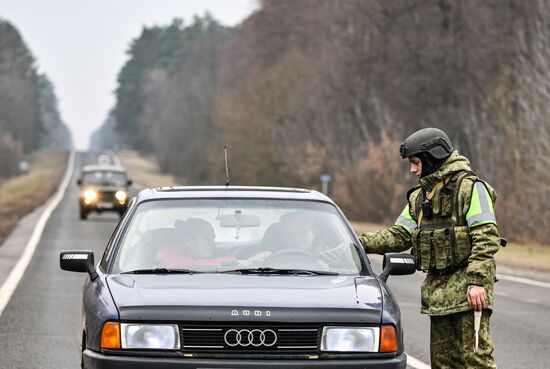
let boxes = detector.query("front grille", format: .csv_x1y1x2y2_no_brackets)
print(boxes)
180,325,320,353
98,191,116,201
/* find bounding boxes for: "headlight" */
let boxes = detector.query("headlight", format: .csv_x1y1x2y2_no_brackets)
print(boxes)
83,190,97,201
121,323,180,350
321,326,380,352
115,191,127,201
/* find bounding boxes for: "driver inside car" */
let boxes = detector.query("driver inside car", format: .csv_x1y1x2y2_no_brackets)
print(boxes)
279,211,316,252
276,211,349,265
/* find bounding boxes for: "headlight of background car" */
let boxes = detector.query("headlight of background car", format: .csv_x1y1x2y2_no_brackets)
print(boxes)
321,327,380,352
115,190,127,202
83,190,97,203
121,324,180,350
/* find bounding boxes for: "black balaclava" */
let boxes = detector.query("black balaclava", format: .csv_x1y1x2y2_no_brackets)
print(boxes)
417,152,446,178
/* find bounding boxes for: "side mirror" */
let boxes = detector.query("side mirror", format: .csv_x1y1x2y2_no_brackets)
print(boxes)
127,179,133,186
77,179,82,186
60,250,98,281
378,253,416,282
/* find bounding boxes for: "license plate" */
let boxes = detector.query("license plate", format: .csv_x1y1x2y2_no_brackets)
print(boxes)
98,202,114,209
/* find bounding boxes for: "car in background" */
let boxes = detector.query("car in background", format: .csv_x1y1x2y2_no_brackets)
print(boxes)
97,154,112,165
76,165,132,220
60,186,415,368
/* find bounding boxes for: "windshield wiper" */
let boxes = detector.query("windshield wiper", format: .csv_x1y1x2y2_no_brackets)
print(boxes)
220,268,339,276
122,268,199,275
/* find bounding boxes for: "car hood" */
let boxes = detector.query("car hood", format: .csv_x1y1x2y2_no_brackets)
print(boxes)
106,274,382,323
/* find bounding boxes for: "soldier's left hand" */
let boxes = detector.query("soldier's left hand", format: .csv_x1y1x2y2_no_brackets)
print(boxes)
467,285,487,311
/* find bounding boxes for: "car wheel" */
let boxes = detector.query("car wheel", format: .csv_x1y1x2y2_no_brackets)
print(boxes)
80,208,88,220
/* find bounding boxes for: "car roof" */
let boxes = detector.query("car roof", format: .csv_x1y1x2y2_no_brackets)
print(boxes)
134,186,333,203
81,164,127,173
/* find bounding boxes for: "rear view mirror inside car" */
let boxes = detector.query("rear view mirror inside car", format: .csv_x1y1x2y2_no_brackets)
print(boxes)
217,211,260,227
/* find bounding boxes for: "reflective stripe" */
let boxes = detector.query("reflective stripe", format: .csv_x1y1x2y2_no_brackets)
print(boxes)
390,257,415,264
395,204,417,234
466,182,496,228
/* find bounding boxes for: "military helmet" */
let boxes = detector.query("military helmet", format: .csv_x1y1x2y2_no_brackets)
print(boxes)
399,128,454,159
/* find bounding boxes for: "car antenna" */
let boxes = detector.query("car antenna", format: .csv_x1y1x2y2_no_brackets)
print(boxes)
224,146,230,187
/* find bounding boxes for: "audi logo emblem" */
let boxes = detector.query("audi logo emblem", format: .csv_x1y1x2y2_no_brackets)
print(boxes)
223,329,278,347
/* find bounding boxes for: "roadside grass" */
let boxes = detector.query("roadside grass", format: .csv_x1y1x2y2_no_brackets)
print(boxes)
117,150,180,188
493,242,550,273
0,150,68,245
351,221,550,273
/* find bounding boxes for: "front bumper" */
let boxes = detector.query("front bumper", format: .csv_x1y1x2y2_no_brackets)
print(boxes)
83,349,407,369
80,202,127,212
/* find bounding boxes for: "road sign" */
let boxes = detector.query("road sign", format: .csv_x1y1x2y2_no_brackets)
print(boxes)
320,173,331,195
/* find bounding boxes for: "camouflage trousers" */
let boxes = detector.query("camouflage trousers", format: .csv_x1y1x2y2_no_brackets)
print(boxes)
430,310,497,369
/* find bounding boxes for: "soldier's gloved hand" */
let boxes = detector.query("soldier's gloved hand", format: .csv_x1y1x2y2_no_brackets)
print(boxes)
467,285,487,311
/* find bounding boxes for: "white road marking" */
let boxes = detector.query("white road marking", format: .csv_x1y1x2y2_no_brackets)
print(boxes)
498,274,550,289
494,291,509,297
0,151,75,317
407,354,431,369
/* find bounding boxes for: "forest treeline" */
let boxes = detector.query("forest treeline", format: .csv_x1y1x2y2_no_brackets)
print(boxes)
0,19,72,176
92,0,550,244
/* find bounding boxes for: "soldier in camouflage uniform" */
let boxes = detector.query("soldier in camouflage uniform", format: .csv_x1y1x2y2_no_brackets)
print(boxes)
359,128,499,369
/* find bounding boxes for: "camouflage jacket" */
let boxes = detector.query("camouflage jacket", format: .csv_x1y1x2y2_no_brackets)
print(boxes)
359,151,500,316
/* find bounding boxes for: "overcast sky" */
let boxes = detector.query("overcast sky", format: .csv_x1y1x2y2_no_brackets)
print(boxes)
1,0,257,149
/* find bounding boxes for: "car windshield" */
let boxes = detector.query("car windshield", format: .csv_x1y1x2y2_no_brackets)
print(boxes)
112,199,363,275
82,170,127,186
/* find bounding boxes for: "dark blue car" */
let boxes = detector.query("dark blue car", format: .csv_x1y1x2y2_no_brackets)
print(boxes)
60,186,415,369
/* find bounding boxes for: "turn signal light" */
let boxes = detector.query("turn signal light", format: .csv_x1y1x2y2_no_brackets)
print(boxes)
380,325,398,352
101,322,121,349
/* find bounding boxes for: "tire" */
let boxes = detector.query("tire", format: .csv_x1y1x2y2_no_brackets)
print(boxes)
80,207,88,220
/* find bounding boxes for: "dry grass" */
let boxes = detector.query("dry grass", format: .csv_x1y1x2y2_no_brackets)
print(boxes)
494,242,550,273
350,221,391,234
350,221,550,273
0,150,68,245
117,150,180,188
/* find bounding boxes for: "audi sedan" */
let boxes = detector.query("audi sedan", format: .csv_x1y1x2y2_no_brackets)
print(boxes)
60,186,415,369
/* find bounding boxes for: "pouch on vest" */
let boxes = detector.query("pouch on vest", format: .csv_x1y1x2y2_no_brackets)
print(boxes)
412,228,432,271
419,230,432,270
432,228,451,270
451,225,471,266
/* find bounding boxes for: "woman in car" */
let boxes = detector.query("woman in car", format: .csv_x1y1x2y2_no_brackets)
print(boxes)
155,218,236,267
154,218,271,268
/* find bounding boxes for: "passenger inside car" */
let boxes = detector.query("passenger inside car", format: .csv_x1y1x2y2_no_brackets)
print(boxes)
152,218,271,269
154,218,237,267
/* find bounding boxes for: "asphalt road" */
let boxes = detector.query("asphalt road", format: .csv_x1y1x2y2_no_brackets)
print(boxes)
0,151,548,368
0,151,120,369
